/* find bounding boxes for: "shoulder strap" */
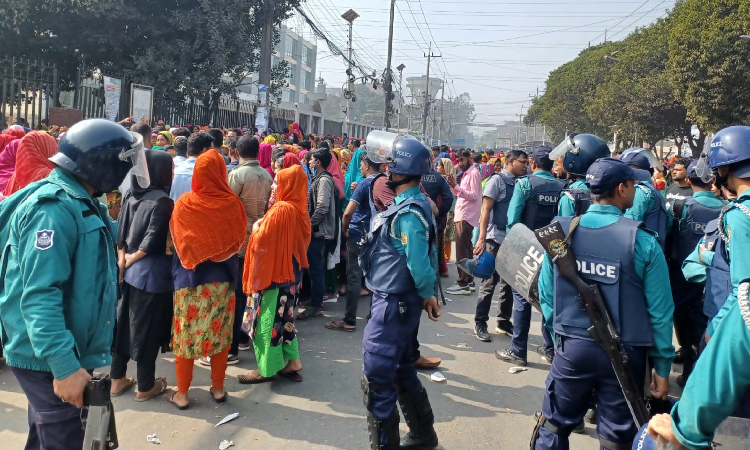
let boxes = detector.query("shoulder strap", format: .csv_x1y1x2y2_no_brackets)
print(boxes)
564,215,583,246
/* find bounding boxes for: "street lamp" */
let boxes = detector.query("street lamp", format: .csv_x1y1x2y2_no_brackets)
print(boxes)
341,9,359,137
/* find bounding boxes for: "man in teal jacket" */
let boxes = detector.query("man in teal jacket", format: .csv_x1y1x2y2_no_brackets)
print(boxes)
0,119,149,449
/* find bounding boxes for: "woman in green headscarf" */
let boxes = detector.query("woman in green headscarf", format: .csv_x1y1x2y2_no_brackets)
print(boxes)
343,148,365,212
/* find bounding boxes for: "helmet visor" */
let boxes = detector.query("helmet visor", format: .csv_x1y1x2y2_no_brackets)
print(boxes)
120,132,150,188
365,130,399,164
549,135,575,160
695,141,714,183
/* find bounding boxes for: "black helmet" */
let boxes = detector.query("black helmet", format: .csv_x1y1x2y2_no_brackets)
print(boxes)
50,119,150,193
550,133,610,176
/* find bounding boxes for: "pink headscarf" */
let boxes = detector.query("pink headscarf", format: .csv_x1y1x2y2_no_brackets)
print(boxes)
327,152,345,199
0,139,21,193
259,143,274,178
299,149,309,161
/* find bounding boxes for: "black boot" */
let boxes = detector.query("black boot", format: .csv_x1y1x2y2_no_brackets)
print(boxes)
366,407,400,450
398,384,439,449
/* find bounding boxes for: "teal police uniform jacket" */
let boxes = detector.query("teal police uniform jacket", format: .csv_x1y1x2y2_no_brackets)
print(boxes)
506,170,559,232
537,204,675,377
0,169,119,380
680,192,726,284
557,179,589,217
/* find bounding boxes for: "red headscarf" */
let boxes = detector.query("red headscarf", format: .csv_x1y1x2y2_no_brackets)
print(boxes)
327,151,345,199
0,128,26,153
243,164,311,293
5,132,57,196
259,143,274,179
282,152,301,169
170,151,247,270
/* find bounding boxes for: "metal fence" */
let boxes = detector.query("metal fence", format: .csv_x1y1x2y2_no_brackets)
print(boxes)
0,57,57,129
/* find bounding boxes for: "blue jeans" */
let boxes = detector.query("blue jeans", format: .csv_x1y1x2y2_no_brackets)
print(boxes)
510,289,554,359
534,337,646,450
12,367,86,450
307,236,328,310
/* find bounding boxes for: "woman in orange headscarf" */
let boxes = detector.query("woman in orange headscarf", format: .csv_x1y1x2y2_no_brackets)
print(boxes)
168,150,247,409
4,131,57,196
237,164,310,384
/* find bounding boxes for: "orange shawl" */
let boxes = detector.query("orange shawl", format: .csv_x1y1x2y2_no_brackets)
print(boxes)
5,131,57,196
170,150,247,270
243,164,311,293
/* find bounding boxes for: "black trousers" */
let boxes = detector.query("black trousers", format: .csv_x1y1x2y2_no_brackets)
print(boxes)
110,353,157,393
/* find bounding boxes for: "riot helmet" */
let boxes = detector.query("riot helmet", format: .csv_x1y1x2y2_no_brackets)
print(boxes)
550,134,610,176
695,126,750,185
365,130,431,176
51,119,149,194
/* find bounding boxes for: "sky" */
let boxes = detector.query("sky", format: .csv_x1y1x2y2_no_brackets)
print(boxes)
291,0,676,127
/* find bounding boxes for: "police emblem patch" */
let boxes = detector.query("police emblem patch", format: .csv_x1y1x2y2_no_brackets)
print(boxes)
548,239,567,258
35,230,54,250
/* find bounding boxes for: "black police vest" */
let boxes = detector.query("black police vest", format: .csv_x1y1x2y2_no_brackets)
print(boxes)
636,182,668,250
489,172,515,230
671,197,723,264
703,218,731,320
521,175,565,230
361,196,436,295
553,215,653,346
558,188,592,217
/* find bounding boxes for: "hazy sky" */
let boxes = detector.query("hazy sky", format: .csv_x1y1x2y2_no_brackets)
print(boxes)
294,0,675,124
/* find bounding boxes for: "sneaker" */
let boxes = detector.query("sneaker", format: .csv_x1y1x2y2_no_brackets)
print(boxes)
537,346,553,364
468,281,476,291
199,354,239,366
495,321,513,336
445,284,471,295
495,348,527,366
323,292,339,303
238,342,252,351
475,323,492,342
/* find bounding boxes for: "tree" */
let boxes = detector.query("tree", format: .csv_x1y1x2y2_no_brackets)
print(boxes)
0,0,299,117
585,18,704,155
668,0,750,133
530,41,622,143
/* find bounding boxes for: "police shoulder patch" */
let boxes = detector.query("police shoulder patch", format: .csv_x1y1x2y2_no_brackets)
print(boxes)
401,232,408,245
35,230,54,250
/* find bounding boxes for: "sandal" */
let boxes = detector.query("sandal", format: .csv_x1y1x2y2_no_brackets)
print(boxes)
279,371,303,382
134,378,167,402
325,320,355,332
237,373,275,384
296,309,324,321
167,392,189,410
209,387,228,403
110,377,136,397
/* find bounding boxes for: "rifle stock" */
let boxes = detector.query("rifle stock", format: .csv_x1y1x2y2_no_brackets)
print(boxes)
535,221,650,429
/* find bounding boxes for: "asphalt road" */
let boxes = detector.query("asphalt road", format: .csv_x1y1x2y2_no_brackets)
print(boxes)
1,264,681,450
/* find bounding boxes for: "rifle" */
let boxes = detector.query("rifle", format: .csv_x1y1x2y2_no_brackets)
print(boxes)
534,219,650,429
82,375,119,450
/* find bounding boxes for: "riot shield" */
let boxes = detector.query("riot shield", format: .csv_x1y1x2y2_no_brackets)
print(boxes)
496,224,544,312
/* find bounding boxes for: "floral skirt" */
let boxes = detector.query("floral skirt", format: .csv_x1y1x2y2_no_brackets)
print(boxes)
444,211,456,242
172,281,235,359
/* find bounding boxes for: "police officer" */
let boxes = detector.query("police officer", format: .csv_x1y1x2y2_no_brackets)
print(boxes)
0,119,150,449
620,149,669,249
496,146,564,365
360,133,441,450
531,158,674,450
646,127,750,449
555,133,611,217
472,149,529,342
667,160,724,386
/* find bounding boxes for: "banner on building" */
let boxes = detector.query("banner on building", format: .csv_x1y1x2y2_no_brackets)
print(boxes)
102,76,122,121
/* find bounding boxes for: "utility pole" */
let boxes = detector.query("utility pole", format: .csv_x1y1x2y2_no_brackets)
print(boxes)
383,0,396,130
258,0,275,130
438,82,445,142
604,29,607,43
447,95,453,143
396,63,405,132
342,9,359,138
421,43,441,144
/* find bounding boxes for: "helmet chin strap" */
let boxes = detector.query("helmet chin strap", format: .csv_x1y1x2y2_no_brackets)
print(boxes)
385,172,411,190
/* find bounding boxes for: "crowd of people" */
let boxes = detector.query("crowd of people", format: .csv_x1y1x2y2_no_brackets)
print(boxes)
0,113,749,450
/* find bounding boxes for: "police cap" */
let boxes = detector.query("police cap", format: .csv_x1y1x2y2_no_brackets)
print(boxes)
530,146,553,162
585,157,636,194
619,151,650,170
